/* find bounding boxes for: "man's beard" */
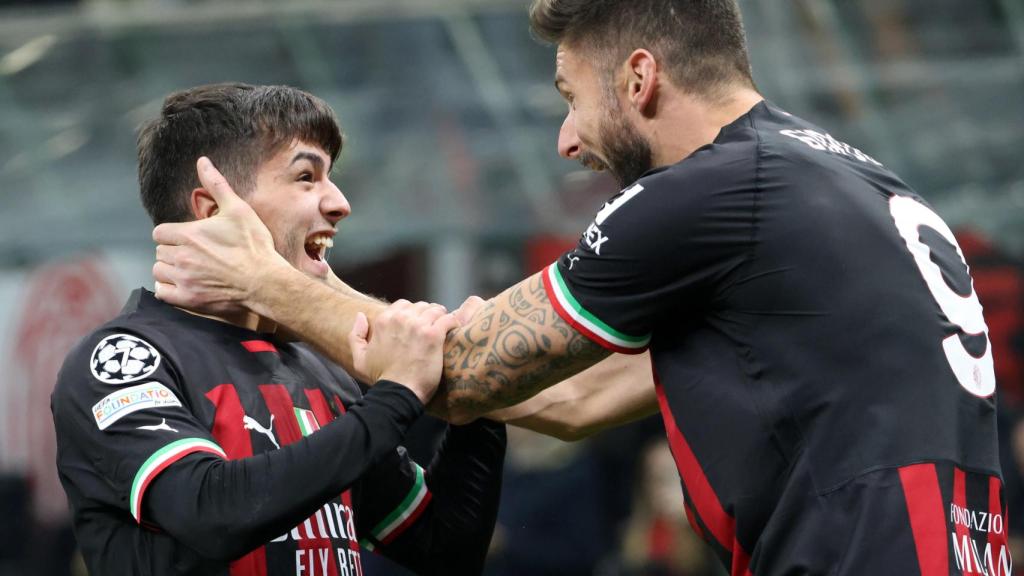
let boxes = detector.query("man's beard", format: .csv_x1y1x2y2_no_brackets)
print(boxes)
578,107,653,188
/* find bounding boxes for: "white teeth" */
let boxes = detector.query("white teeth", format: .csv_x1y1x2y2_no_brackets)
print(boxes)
307,235,334,248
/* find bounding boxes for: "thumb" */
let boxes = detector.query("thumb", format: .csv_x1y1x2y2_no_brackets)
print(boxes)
348,312,371,380
349,312,369,346
454,295,486,326
196,157,243,208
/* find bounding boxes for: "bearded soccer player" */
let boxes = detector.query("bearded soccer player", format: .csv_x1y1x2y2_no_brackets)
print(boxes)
151,1,1009,574
51,83,506,576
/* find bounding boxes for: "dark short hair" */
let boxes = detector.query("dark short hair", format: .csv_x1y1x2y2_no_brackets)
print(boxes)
529,0,756,98
137,83,343,225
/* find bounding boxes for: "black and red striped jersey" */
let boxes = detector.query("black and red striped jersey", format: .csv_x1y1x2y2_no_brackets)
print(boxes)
52,289,505,576
545,101,1008,575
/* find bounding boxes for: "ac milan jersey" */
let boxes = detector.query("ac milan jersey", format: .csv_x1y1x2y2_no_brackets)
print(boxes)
53,289,504,576
544,101,1009,575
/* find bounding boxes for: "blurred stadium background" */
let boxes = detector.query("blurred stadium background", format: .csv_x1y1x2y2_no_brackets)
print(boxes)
0,0,1021,574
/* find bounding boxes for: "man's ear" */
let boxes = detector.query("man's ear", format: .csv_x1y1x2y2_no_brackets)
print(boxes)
625,49,659,116
189,187,219,219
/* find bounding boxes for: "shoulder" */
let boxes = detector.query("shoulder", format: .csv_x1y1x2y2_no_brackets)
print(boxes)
55,328,166,405
621,113,761,218
54,294,182,404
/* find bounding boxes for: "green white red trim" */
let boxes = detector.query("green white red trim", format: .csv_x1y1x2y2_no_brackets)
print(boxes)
543,263,650,354
130,438,225,522
370,464,432,545
294,408,320,437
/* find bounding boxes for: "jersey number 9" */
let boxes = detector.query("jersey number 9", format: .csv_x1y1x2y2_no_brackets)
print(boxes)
889,195,995,397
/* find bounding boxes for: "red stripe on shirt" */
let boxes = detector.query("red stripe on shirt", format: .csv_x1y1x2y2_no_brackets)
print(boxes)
652,366,749,575
305,389,361,553
258,384,302,445
206,384,267,576
988,476,1011,576
898,463,949,576
380,491,434,545
261,385,340,576
953,468,977,575
241,340,278,353
328,393,360,558
133,444,224,524
540,267,646,355
304,389,335,430
332,395,347,416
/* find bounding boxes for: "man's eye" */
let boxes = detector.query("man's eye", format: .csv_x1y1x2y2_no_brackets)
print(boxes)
298,172,313,183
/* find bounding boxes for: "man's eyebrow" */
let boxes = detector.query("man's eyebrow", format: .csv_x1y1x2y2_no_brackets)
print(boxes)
289,152,326,172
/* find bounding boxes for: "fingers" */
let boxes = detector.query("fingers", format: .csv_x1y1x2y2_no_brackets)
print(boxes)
454,295,486,325
152,260,177,287
196,157,243,207
415,302,449,325
155,244,179,264
432,312,461,335
152,221,189,247
153,280,177,303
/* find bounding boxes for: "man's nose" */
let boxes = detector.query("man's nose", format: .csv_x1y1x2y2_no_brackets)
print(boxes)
322,181,351,225
557,110,581,159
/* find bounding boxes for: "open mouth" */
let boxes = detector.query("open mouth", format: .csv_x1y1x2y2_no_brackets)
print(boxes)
304,233,334,262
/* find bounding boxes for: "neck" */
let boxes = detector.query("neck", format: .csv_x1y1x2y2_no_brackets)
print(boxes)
173,304,277,334
647,86,763,167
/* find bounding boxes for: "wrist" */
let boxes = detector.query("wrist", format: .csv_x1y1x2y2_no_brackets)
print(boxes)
378,373,436,405
247,256,301,319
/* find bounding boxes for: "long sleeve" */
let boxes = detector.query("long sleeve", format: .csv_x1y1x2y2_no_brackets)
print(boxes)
354,418,507,575
141,381,423,561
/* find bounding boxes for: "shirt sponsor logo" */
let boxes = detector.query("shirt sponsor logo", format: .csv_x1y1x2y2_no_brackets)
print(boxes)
92,382,182,430
90,333,161,385
582,223,610,255
269,501,363,576
949,504,1012,576
779,129,882,166
581,183,643,256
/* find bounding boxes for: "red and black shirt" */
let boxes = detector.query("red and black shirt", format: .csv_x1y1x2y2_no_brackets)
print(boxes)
52,289,504,576
546,101,1008,575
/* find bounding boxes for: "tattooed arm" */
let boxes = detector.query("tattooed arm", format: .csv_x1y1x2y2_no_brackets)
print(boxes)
432,271,611,423
486,352,657,441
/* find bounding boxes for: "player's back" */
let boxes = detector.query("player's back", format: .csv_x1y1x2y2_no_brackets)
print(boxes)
646,102,1006,574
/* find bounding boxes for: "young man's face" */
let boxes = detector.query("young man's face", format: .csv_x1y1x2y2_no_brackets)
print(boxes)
554,44,653,187
246,139,349,281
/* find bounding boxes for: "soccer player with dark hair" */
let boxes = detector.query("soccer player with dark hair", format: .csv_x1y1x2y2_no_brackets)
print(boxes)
151,2,1009,573
52,83,506,576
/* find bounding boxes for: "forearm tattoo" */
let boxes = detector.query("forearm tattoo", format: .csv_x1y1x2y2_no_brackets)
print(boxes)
440,272,610,417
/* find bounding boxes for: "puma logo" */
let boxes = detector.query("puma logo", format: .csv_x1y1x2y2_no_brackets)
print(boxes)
137,418,178,433
243,414,280,449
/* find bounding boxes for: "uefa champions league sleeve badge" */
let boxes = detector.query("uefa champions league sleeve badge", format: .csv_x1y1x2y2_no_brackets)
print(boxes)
89,334,162,385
